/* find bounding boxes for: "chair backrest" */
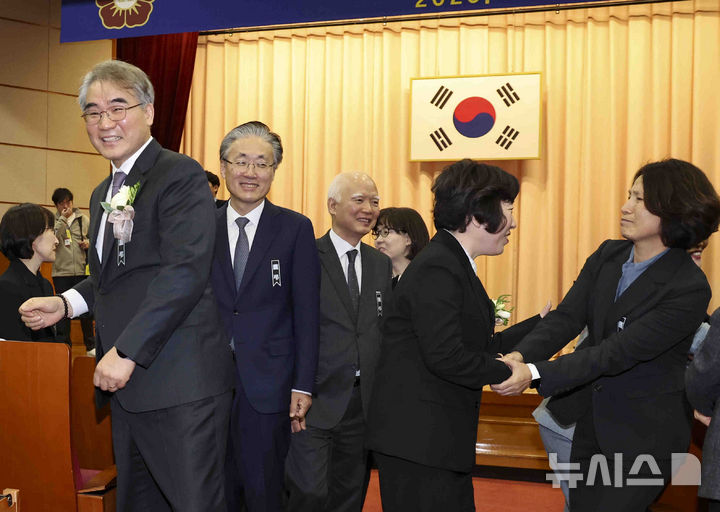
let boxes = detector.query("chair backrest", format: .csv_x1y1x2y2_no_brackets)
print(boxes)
70,356,114,470
0,341,77,511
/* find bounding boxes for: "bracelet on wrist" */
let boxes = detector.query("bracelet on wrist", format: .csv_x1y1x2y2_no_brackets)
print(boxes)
57,294,69,319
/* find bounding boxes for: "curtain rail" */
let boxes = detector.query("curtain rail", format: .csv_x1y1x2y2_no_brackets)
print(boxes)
199,0,674,36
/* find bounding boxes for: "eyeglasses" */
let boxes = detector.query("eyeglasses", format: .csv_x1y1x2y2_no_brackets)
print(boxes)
371,227,402,239
221,159,275,172
81,103,144,125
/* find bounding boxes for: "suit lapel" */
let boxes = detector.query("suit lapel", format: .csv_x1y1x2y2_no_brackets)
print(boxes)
318,232,356,322
215,204,235,298
237,201,280,297
359,243,378,322
604,248,681,333
99,139,161,275
592,247,627,343
89,175,111,274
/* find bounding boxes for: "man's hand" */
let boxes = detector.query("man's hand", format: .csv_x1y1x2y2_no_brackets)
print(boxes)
694,410,712,427
93,346,136,392
540,301,552,318
491,356,532,396
61,206,72,218
289,391,312,433
19,296,68,330
500,351,524,363
79,239,90,250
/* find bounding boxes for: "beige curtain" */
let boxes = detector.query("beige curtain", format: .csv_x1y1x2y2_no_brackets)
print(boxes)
181,0,720,341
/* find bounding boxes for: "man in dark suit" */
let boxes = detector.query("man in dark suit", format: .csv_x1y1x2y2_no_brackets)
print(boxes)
210,121,320,512
493,160,720,510
285,171,392,512
20,60,235,512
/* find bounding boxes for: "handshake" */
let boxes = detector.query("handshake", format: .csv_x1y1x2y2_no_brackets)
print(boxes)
491,351,534,396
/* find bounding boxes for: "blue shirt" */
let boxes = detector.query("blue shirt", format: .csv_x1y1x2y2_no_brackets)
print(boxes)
615,247,669,301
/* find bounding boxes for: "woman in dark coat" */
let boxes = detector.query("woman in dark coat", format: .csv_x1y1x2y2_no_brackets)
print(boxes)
0,203,60,342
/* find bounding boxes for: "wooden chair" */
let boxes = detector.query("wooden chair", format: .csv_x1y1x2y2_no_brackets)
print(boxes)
0,341,116,511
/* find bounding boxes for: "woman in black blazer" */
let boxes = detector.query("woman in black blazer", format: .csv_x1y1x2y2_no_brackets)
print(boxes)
372,207,429,288
0,203,59,342
367,160,534,511
495,159,720,510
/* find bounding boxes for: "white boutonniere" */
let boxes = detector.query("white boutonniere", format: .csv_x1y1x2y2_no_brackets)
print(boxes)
492,294,514,326
101,182,141,244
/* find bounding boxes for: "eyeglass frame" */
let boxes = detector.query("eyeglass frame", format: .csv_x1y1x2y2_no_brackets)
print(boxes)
371,226,404,240
80,103,145,125
221,158,276,172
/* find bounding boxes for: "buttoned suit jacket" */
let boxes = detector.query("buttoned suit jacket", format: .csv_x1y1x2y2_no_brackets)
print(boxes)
686,307,720,501
210,200,320,413
306,232,392,430
75,139,235,412
514,240,708,461
366,230,521,473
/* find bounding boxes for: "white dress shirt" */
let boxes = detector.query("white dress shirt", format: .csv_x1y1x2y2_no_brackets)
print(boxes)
226,200,265,264
328,229,363,289
63,137,154,318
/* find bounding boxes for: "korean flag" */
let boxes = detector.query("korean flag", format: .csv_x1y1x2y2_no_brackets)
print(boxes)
410,73,542,161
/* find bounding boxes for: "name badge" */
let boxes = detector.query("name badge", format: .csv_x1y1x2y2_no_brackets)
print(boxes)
271,259,281,287
617,316,627,331
375,291,383,317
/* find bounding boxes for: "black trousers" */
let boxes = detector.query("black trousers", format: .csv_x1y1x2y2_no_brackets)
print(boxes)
285,385,369,512
111,391,232,512
374,451,475,512
53,275,94,350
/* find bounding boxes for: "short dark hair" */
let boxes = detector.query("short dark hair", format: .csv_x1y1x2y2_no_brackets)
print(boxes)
0,203,55,260
633,159,720,249
432,159,519,233
374,207,430,260
206,171,220,188
51,188,73,205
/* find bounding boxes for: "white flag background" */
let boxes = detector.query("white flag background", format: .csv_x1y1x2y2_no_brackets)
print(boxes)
410,73,542,161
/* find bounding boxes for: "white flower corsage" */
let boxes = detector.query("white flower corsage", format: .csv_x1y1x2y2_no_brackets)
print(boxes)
492,294,514,326
101,182,141,244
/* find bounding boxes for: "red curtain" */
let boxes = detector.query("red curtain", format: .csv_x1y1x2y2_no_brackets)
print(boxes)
116,32,198,152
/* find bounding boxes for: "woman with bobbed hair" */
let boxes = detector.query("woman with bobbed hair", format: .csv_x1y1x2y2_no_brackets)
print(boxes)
367,159,538,511
0,203,59,342
372,207,430,287
495,158,720,511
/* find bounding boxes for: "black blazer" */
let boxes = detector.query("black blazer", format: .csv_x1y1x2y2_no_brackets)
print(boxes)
367,230,526,473
515,240,709,460
0,260,57,342
306,232,392,430
76,139,235,412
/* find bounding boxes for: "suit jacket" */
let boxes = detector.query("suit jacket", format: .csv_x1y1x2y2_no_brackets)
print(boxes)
210,200,320,413
686,307,720,500
0,260,57,342
306,232,392,430
366,230,519,473
75,139,235,412
515,239,708,460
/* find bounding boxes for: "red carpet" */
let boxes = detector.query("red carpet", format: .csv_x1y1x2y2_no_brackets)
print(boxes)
363,470,565,511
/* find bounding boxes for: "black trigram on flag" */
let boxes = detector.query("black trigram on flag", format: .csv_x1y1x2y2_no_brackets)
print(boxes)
430,128,452,151
495,126,519,149
430,85,453,109
497,83,520,106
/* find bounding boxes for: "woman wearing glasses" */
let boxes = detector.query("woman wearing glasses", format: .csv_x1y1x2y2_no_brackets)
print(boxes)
0,203,60,342
372,207,429,288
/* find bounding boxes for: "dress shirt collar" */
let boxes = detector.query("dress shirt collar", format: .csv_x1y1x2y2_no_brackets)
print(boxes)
444,229,477,274
329,229,362,259
226,199,265,229
110,136,154,177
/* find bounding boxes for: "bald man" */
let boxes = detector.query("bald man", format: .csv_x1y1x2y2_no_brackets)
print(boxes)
285,172,392,512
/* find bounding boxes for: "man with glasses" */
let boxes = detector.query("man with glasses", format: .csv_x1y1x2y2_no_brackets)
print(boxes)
19,60,234,512
210,121,320,512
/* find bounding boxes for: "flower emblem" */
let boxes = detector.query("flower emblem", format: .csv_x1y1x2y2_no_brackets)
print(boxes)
492,294,514,326
96,0,154,30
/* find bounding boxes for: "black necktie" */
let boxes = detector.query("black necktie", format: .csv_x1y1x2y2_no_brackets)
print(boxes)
346,249,360,318
234,217,250,290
